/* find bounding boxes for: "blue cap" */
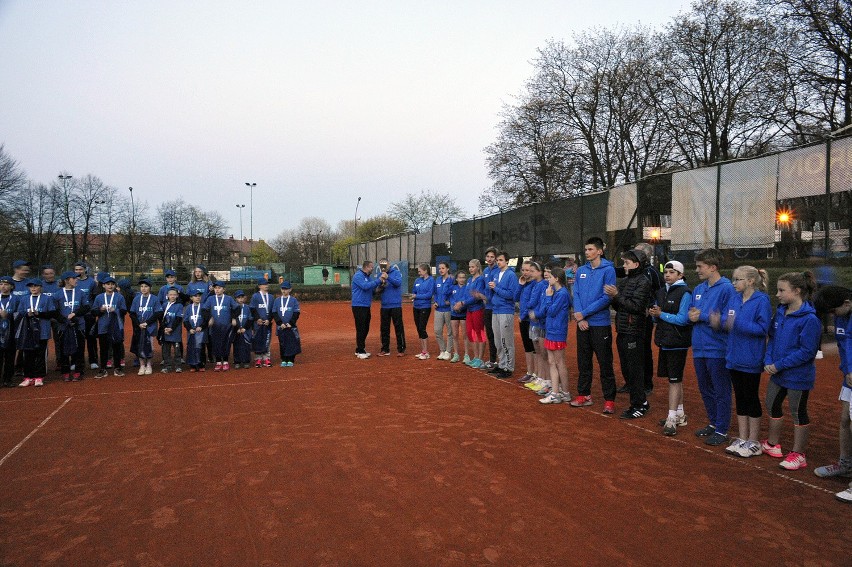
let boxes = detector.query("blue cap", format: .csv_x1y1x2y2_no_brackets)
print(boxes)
26,278,44,287
280,281,292,289
73,261,88,269
165,285,180,294
60,271,78,280
101,276,116,284
190,288,203,296
12,260,30,269
138,278,152,287
96,272,109,282
165,269,176,277
212,281,225,288
257,278,269,285
0,275,13,284
196,264,207,274
117,278,131,289
234,289,245,298
41,263,55,270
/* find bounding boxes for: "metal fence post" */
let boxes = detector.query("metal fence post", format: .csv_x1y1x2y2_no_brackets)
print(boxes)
715,163,722,249
825,137,832,259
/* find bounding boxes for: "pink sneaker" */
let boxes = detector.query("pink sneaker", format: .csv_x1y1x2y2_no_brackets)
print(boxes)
761,439,783,458
569,395,593,407
222,362,230,371
602,401,615,414
18,378,32,387
780,451,807,470
33,378,44,387
263,358,272,367
214,362,222,372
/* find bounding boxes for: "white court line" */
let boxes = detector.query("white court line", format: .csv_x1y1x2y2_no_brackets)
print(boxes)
0,396,72,468
0,376,310,404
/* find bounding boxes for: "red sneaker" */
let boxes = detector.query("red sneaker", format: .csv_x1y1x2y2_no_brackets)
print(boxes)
603,401,615,414
255,359,262,368
62,373,71,382
263,358,272,368
569,395,593,407
214,362,222,372
222,362,230,371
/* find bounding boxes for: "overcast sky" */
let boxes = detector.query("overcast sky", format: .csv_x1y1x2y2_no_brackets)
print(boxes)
0,0,689,241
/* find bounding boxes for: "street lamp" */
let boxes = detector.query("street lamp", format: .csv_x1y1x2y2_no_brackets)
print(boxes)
354,196,362,237
315,230,323,264
235,204,245,242
128,187,136,279
245,182,256,256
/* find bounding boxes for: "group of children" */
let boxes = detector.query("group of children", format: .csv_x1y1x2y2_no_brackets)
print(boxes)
0,261,302,387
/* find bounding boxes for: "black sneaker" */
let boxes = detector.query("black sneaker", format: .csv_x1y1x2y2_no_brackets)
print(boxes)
704,431,729,446
619,403,649,419
695,425,716,437
487,366,503,375
495,369,513,379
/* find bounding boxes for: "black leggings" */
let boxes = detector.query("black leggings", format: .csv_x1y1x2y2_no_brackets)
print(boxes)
519,320,535,353
730,369,762,418
767,381,810,426
413,308,431,340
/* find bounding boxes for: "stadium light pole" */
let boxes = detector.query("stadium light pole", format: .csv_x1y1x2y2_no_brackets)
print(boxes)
316,230,323,264
235,204,245,242
245,182,257,256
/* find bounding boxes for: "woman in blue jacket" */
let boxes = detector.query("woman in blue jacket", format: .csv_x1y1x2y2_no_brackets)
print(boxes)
713,266,772,458
762,271,822,471
410,263,435,360
539,267,571,404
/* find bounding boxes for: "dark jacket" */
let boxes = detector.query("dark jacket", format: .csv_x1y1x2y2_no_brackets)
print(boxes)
610,269,652,336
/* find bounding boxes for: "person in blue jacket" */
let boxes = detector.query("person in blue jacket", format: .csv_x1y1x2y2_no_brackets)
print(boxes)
250,278,275,368
232,290,253,369
377,259,406,357
762,271,822,471
130,278,163,376
73,261,100,370
352,260,383,359
55,271,90,382
813,285,852,502
92,276,128,378
488,251,518,379
538,267,572,404
570,237,617,413
713,265,772,457
525,263,552,393
160,287,184,373
183,290,208,372
205,282,238,371
158,268,186,364
16,279,56,387
0,275,18,387
273,281,301,366
482,247,499,369
433,261,454,360
688,248,736,446
411,263,436,360
463,259,488,368
517,260,541,383
449,270,469,364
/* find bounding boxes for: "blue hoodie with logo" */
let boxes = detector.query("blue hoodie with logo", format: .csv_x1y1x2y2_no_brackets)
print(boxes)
490,267,518,315
689,276,735,358
573,258,616,327
722,290,772,373
764,302,821,390
379,266,403,309
351,269,380,307
412,276,436,309
434,274,454,313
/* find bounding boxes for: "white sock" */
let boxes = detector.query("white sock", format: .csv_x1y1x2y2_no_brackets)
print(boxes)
676,404,684,416
668,410,677,419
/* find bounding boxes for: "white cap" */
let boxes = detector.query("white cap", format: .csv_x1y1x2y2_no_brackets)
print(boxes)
664,260,685,274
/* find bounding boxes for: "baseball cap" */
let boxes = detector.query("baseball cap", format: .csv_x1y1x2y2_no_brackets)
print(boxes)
664,260,685,274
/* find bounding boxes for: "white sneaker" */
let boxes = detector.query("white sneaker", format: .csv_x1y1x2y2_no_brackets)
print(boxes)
356,353,370,360
815,462,852,478
138,366,146,376
438,351,450,360
735,440,763,458
539,393,562,404
725,438,746,455
145,365,152,375
90,363,99,370
836,488,852,503
416,352,430,360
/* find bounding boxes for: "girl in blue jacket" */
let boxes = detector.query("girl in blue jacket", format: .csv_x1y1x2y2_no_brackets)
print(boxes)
449,271,469,364
433,262,454,361
525,263,550,392
763,271,822,471
129,279,163,376
539,267,571,404
714,266,772,458
464,260,487,368
410,264,435,360
205,282,238,371
812,285,852,501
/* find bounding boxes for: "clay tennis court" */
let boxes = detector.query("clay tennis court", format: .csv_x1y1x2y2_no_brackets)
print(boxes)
0,300,846,566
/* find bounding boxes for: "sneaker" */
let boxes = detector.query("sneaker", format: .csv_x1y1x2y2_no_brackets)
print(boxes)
704,431,728,446
620,403,649,419
536,385,552,396
161,368,171,374
378,351,391,357
495,369,513,379
835,488,852,503
736,440,763,458
62,373,71,382
222,362,230,371
106,359,113,369
518,374,535,384
286,362,294,367
189,367,197,373
487,366,502,375
113,369,125,377
175,367,182,373
539,393,562,404
662,418,677,436
470,358,483,369
603,401,615,414
725,438,746,455
528,380,548,393
816,350,824,360
95,370,108,379
198,366,206,372
695,425,716,437
356,353,370,360
524,378,543,390
483,361,496,370
815,462,852,478
416,352,430,360
71,372,82,382
214,362,222,372
145,365,152,375
33,378,43,387
255,359,263,368
462,354,471,365
450,354,460,363
138,366,146,376
263,358,272,367
90,363,99,370
18,378,32,387
779,451,807,470
281,362,287,367
569,395,593,407
761,439,783,458
396,352,405,357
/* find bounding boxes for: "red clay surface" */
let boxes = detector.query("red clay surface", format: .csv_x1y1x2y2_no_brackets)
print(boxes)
0,300,847,566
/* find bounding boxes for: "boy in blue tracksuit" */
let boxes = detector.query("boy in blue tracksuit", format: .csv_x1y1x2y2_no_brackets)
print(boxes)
205,282,238,371
250,278,274,367
482,247,498,368
813,285,852,500
488,251,518,378
571,237,617,412
55,271,90,382
688,249,736,446
763,271,822,471
273,281,301,366
73,261,100,369
377,260,405,356
183,290,208,372
351,261,383,358
92,276,128,378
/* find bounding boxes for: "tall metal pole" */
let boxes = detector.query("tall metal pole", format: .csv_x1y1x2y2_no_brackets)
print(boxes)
58,174,73,258
316,230,322,264
235,204,245,242
245,182,256,257
128,187,135,279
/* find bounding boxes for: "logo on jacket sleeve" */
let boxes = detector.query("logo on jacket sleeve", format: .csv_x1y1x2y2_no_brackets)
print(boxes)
579,273,587,279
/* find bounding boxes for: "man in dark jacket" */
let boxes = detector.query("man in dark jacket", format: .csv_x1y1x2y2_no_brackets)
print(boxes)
606,250,653,418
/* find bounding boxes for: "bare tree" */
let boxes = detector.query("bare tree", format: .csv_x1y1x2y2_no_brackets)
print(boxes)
12,182,62,266
389,190,466,232
0,145,28,263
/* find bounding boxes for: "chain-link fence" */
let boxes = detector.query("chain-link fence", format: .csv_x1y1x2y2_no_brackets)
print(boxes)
350,135,852,267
